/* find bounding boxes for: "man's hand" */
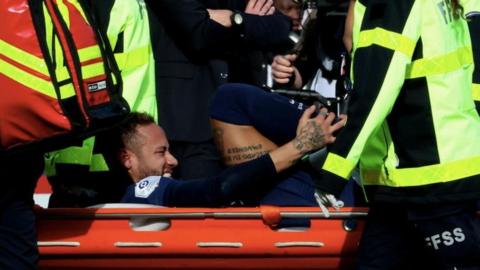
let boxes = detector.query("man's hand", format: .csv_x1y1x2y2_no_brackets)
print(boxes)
314,190,344,218
207,9,234,27
268,106,346,173
293,106,347,155
245,0,275,16
271,54,302,88
207,0,275,28
296,107,346,217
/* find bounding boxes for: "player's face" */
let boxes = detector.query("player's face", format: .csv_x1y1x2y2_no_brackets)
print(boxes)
128,124,178,181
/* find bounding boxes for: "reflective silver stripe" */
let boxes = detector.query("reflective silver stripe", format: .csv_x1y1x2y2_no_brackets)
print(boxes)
114,242,162,248
197,242,243,248
37,241,80,247
275,242,325,248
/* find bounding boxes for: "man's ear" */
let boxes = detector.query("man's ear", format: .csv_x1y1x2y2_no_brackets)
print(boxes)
118,148,132,169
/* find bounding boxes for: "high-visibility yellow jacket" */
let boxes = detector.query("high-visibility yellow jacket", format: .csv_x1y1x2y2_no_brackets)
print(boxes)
317,0,480,204
45,0,156,177
1,0,125,152
104,0,157,121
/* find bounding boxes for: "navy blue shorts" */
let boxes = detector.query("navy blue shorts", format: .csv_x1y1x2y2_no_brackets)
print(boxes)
210,83,305,145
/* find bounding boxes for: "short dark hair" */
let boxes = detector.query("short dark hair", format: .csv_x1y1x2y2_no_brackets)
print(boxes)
98,112,156,155
95,112,156,181
118,112,156,150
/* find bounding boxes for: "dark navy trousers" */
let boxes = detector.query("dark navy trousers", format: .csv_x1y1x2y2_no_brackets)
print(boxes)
357,203,480,270
0,153,43,270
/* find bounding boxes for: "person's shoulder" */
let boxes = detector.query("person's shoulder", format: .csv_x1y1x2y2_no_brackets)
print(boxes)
134,176,164,198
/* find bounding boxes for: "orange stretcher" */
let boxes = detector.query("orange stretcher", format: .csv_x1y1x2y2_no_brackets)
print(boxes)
35,205,368,270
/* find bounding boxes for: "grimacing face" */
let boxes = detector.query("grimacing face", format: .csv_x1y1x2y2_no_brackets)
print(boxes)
123,123,178,182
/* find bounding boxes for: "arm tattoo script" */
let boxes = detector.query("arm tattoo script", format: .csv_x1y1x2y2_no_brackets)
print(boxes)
293,120,326,155
212,128,225,155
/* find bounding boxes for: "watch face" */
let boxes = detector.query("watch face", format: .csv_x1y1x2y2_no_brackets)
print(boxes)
233,13,243,25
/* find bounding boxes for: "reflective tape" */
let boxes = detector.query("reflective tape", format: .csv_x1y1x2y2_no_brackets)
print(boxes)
0,40,49,76
79,46,102,63
322,153,356,180
357,27,416,57
114,45,152,70
406,46,473,79
362,156,480,187
473,83,480,101
0,58,57,98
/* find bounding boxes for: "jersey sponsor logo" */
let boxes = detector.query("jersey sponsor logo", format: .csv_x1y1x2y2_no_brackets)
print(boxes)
425,227,466,250
135,176,161,198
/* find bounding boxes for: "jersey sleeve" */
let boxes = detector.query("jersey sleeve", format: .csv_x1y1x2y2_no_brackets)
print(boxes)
120,176,173,205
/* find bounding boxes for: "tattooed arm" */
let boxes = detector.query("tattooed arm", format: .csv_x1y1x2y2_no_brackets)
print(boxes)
159,106,346,207
269,106,346,172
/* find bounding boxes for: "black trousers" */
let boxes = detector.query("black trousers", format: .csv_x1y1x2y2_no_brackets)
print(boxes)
0,153,44,270
357,203,480,270
0,200,38,270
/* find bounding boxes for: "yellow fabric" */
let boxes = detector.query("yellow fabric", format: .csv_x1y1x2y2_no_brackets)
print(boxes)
78,46,102,63
362,156,480,187
357,27,416,58
0,58,56,98
45,0,155,176
56,0,70,27
2,0,106,101
323,153,356,180
107,0,158,121
44,137,108,176
406,46,473,79
473,84,480,101
335,0,480,192
90,154,109,172
66,0,88,24
0,40,49,76
81,62,107,79
59,84,76,99
114,45,152,70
